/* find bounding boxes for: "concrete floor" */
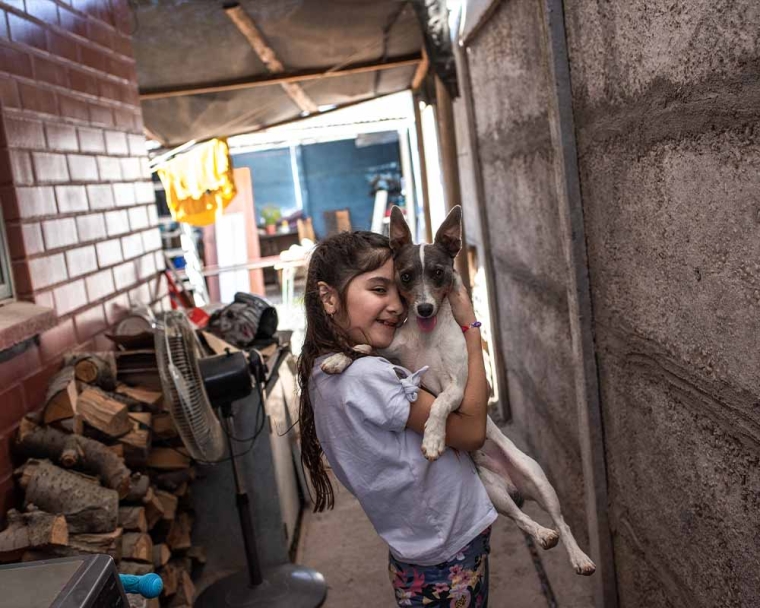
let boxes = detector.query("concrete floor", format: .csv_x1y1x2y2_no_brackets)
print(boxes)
296,454,595,607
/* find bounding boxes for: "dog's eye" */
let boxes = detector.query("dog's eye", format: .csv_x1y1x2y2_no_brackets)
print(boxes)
434,269,444,279
400,273,411,283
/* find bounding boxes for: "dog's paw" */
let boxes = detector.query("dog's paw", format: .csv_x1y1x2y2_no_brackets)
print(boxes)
353,344,372,355
535,527,560,550
320,353,353,375
573,554,596,576
421,425,446,461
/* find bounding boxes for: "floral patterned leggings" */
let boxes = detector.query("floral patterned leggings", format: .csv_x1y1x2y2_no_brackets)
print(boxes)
388,527,491,607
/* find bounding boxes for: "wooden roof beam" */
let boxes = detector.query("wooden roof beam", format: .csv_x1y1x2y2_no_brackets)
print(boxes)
224,3,318,114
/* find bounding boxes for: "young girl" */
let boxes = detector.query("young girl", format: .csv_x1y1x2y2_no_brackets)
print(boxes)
298,230,497,607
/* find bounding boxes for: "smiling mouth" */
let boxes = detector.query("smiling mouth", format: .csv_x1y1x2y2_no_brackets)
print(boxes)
377,319,398,328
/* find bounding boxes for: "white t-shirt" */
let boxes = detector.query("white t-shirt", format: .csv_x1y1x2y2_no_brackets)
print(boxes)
311,355,497,566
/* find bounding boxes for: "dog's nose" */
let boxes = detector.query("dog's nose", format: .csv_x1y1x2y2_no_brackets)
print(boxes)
417,304,434,318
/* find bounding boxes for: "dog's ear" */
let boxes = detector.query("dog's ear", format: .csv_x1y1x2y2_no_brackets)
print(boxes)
389,206,412,254
434,205,462,258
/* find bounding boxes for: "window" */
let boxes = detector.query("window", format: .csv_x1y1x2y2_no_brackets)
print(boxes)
0,210,12,301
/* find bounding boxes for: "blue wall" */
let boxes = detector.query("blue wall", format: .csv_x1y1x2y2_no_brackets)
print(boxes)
231,136,401,238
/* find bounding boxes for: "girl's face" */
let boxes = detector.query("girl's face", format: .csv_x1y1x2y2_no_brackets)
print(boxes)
338,258,404,349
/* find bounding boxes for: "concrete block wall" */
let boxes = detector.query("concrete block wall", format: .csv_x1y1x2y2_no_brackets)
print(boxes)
464,0,588,543
563,2,760,606
0,0,166,523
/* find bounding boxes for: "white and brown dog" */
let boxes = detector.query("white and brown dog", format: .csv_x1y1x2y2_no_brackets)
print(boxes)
322,205,596,575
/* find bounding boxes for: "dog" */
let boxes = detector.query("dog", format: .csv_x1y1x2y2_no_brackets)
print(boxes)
321,205,596,575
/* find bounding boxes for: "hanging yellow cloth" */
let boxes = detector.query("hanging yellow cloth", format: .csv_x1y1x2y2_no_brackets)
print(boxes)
156,138,237,227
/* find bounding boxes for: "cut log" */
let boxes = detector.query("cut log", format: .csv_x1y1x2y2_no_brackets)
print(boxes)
118,507,147,533
152,468,196,493
151,413,177,439
43,366,78,423
152,543,171,568
107,444,125,458
20,459,119,533
159,561,179,596
142,487,165,529
122,532,153,563
125,474,150,502
186,545,207,565
166,512,193,551
147,448,190,470
121,412,152,467
0,507,68,562
69,353,116,390
154,490,178,522
119,560,154,575
113,350,161,390
77,388,132,437
169,569,195,607
68,528,123,560
15,423,131,498
115,383,163,410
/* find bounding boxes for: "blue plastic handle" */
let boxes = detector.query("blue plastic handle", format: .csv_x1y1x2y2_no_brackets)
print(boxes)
118,573,163,598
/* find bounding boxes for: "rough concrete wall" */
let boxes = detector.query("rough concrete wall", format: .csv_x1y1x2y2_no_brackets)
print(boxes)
466,0,588,541
564,1,760,606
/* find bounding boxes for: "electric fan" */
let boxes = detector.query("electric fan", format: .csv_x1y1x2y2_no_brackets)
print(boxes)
154,310,327,607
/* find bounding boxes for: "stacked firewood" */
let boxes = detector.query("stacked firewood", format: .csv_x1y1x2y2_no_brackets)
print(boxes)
0,350,203,608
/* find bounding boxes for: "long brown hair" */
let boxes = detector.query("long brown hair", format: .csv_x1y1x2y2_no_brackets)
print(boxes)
297,230,393,512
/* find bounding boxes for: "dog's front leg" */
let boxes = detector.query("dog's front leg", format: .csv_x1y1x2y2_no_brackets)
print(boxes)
420,381,464,461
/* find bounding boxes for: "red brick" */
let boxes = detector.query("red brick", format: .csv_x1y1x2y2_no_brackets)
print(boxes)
95,237,121,267
112,259,136,289
107,56,133,82
0,469,18,524
77,128,105,155
112,182,134,207
24,0,60,25
34,55,69,88
86,183,114,209
134,181,155,204
96,154,120,180
104,209,128,236
141,227,161,251
127,205,148,231
87,19,113,50
0,77,20,109
58,7,88,39
10,260,31,293
79,43,107,72
98,78,119,102
69,68,99,97
7,14,46,51
104,130,128,155
37,318,76,362
65,244,97,277
46,30,79,62
0,343,41,390
136,252,156,280
67,153,98,181
75,212,106,241
59,94,89,121
16,186,56,219
127,133,146,157
32,152,69,183
89,102,113,127
45,123,79,152
5,221,43,258
113,107,136,130
22,361,59,413
85,268,114,302
34,290,54,309
18,82,58,115
74,303,106,342
0,43,32,78
29,253,67,290
9,150,34,185
55,185,88,212
113,32,132,58
120,232,143,259
0,384,24,438
42,217,78,249
119,157,141,180
2,116,44,149
104,291,129,325
54,278,87,314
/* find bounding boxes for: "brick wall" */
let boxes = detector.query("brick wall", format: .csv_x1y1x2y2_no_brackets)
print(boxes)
0,0,166,523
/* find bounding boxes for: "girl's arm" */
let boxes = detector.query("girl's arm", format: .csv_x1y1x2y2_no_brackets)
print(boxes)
405,275,489,452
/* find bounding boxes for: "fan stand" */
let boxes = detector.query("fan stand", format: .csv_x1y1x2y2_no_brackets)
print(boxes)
195,400,327,608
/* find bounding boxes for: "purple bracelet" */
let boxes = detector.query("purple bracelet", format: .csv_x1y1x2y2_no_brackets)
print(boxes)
461,321,482,333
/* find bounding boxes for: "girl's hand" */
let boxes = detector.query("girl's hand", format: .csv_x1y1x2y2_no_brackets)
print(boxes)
447,271,476,327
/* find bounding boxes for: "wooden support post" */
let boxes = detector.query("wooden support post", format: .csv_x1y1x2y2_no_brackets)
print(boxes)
412,94,433,244
434,75,471,291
